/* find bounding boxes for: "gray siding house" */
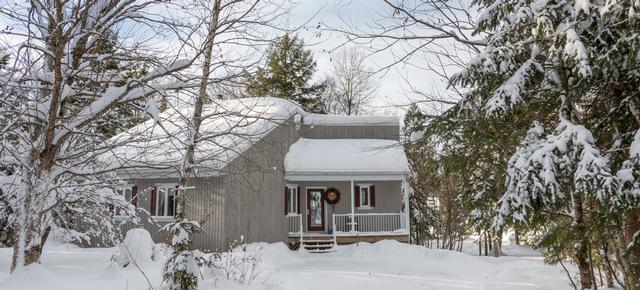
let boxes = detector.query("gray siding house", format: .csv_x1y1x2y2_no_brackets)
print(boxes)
111,97,409,252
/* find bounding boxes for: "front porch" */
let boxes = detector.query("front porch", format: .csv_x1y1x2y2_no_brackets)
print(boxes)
287,212,410,246
283,138,411,249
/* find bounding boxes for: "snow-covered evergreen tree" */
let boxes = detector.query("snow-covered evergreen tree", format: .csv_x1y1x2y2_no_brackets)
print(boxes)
452,0,640,287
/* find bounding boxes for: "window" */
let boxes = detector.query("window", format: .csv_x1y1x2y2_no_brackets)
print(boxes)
286,185,298,214
116,185,134,204
360,186,370,207
113,184,137,217
154,184,177,217
356,184,375,208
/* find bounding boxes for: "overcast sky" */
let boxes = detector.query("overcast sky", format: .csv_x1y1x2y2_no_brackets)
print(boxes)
288,0,452,115
0,0,461,116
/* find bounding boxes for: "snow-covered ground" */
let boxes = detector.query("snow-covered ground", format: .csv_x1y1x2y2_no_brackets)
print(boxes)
0,240,575,290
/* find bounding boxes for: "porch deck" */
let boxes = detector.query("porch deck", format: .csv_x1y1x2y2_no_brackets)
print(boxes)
288,232,410,245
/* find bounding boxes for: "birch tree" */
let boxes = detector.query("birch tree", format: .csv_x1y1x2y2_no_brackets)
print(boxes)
159,1,294,288
0,0,195,272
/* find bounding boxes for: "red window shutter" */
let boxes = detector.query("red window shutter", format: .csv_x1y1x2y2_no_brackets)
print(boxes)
370,185,376,207
354,185,360,208
108,188,116,214
150,186,157,216
284,186,289,215
297,186,301,214
131,185,138,207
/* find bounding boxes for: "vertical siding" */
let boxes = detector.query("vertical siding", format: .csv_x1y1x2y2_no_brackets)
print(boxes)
301,125,400,140
112,116,406,247
187,176,226,251
291,180,403,232
221,117,300,246
119,176,226,252
116,117,301,250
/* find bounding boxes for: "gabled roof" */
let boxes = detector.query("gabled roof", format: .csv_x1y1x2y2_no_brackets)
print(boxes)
107,97,303,174
284,138,409,181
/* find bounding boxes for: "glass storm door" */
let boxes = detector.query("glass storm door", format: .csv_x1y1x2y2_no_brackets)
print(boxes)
307,189,325,231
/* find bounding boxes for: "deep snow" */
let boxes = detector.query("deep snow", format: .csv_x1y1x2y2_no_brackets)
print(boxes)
0,240,578,290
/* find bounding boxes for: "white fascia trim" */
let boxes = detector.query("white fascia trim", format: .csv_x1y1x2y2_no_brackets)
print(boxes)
285,173,407,181
115,167,221,179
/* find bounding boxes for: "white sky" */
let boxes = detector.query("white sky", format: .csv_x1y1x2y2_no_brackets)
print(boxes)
287,0,454,115
0,0,463,116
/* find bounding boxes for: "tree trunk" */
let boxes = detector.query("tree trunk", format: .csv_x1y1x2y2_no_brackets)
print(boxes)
484,233,488,256
176,0,221,224
572,190,593,290
602,242,619,288
514,229,520,245
622,208,640,290
588,244,598,290
11,217,50,272
613,233,632,290
492,230,502,257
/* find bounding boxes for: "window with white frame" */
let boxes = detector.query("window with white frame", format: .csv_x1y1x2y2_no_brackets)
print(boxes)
286,185,298,214
359,184,372,207
116,185,134,204
155,184,177,217
113,184,136,217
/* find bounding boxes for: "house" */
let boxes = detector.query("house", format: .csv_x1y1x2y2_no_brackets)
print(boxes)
110,97,409,252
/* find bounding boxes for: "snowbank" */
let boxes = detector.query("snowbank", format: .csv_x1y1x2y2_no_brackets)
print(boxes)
0,239,574,290
111,228,161,267
0,264,57,289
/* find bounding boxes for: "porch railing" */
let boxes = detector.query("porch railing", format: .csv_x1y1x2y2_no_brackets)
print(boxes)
288,212,408,237
333,213,407,234
287,214,303,234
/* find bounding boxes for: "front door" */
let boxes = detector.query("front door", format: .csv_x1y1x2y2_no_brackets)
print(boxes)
307,188,325,231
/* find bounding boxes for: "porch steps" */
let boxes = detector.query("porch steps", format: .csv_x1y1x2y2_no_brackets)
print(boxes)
301,238,336,253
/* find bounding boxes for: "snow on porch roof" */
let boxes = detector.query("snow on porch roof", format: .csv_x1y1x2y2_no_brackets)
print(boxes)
284,138,409,178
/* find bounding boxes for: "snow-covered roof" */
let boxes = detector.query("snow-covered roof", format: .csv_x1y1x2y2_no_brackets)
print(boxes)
107,97,303,174
284,138,409,179
303,114,399,126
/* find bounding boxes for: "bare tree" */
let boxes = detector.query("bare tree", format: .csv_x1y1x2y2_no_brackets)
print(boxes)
156,1,296,288
321,48,376,115
0,0,196,272
324,0,484,111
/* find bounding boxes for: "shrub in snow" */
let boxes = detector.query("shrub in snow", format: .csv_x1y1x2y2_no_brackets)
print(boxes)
208,236,262,285
161,220,211,290
111,228,160,267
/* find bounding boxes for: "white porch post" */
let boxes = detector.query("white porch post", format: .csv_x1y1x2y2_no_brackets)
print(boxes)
350,179,355,232
403,176,410,233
